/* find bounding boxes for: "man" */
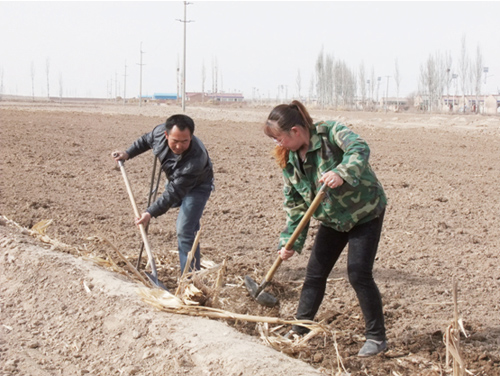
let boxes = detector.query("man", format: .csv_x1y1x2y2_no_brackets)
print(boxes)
112,114,214,274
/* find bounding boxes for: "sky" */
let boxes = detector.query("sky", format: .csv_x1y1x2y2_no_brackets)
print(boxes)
1,1,499,100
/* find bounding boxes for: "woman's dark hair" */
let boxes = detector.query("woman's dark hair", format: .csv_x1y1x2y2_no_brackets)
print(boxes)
264,100,314,138
165,114,195,135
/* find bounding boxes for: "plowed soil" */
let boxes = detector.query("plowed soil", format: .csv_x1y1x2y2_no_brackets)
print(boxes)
1,100,499,376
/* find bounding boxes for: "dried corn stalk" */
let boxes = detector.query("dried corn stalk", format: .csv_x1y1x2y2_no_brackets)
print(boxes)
443,277,472,376
2,216,81,254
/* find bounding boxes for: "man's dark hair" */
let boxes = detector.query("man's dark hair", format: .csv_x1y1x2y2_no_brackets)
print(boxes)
165,114,195,135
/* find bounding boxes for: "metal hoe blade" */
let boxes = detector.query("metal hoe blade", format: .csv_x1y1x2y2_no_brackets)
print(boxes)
244,275,278,308
145,271,169,291
244,184,328,307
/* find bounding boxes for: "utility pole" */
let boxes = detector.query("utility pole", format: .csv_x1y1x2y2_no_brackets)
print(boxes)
137,42,146,107
123,61,128,106
177,1,193,112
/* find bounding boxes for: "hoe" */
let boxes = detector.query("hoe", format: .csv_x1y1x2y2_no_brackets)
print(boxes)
244,184,327,307
116,159,167,290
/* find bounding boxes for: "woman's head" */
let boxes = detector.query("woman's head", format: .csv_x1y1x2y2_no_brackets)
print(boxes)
264,100,314,168
264,100,313,139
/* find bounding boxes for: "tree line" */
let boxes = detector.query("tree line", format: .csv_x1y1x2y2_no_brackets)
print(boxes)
303,34,490,113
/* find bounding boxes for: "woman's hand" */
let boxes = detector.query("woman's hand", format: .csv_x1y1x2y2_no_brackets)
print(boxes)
279,247,295,261
135,212,151,227
320,171,344,189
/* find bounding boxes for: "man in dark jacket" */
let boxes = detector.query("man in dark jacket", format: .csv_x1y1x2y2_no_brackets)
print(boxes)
112,114,213,274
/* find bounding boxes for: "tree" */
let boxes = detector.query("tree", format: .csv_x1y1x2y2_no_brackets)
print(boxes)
0,66,4,98
30,61,35,102
212,56,218,94
370,67,375,107
308,75,314,103
46,58,50,99
472,44,483,113
359,62,366,109
325,54,334,107
459,35,469,112
394,59,401,111
435,51,449,110
58,72,63,102
315,48,325,107
201,60,206,102
444,51,453,101
296,69,302,100
419,54,438,112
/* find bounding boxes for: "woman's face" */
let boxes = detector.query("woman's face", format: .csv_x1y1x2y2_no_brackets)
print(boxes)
268,121,305,152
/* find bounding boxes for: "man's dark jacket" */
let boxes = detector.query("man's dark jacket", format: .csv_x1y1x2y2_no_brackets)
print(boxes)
126,123,213,218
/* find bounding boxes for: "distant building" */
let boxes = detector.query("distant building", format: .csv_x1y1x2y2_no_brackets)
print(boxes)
152,93,178,100
185,92,244,103
378,97,409,111
440,94,500,113
207,92,244,102
485,95,500,114
186,92,206,102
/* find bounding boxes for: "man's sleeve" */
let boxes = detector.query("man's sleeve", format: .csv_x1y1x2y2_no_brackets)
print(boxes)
126,131,154,159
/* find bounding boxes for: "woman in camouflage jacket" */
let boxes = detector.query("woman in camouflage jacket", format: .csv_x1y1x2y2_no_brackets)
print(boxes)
264,100,388,357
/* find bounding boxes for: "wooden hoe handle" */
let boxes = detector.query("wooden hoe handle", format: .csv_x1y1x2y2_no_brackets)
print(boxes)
264,184,327,283
117,161,158,277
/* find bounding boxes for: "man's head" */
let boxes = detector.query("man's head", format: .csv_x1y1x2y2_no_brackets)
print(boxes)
164,114,195,155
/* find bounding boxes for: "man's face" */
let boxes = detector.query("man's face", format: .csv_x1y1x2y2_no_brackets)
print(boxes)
165,125,192,155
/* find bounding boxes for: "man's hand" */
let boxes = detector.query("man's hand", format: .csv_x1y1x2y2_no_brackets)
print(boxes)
279,247,295,261
135,212,151,227
111,150,129,162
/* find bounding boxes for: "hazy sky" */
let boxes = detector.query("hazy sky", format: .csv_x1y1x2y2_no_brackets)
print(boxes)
1,1,498,100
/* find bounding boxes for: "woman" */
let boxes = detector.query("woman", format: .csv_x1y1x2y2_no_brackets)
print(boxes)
264,100,387,357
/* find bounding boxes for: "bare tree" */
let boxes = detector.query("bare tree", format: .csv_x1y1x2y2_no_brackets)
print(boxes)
315,48,325,107
370,67,375,107
296,69,302,100
332,60,356,109
46,58,50,99
201,60,206,102
58,72,63,102
444,51,453,101
394,59,401,111
0,66,4,98
212,56,218,94
472,44,483,113
334,60,344,107
459,34,469,112
308,75,314,103
432,52,443,111
376,75,381,104
325,54,334,107
359,62,366,109
419,54,438,112
30,61,35,101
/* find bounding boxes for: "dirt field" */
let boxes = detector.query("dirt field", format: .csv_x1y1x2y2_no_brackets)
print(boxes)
1,100,499,376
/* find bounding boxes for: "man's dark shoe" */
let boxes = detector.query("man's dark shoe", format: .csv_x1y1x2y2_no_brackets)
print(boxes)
357,339,387,357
